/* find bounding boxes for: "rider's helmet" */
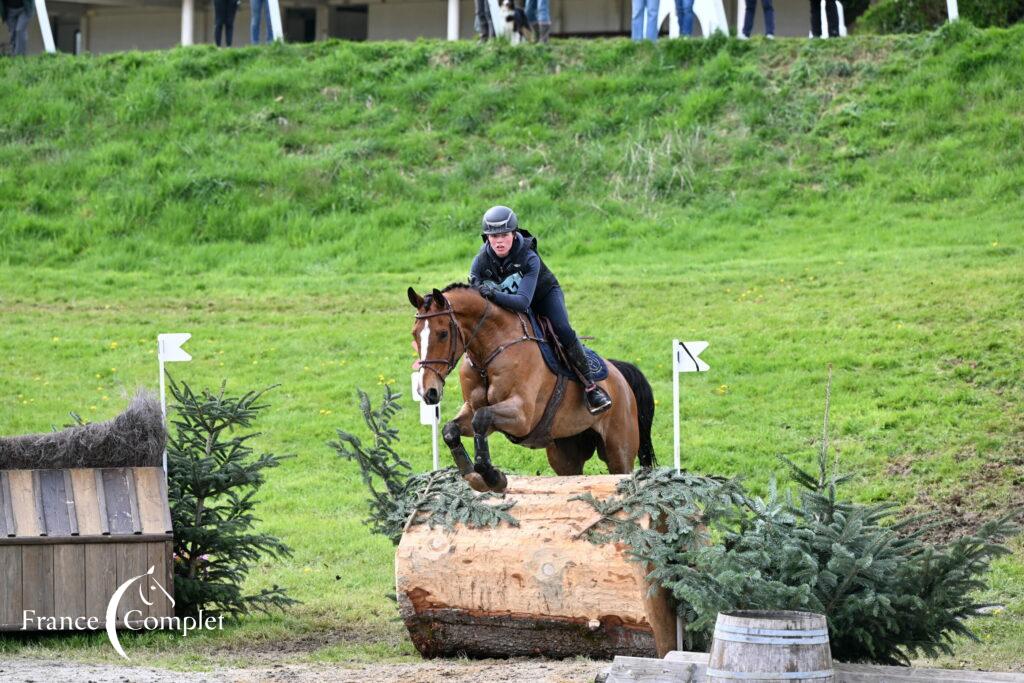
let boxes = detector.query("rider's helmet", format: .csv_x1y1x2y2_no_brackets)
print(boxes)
481,205,518,238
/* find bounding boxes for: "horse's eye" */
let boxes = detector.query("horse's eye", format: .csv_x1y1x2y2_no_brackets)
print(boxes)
438,331,449,340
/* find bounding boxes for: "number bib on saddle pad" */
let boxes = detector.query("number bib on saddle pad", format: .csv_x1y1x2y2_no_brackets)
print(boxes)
525,309,609,382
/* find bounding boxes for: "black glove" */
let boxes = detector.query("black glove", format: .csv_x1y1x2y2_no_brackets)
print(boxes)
478,282,499,300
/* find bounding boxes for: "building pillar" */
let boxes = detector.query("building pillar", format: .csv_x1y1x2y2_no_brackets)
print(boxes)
447,0,458,40
316,3,329,40
80,10,90,53
181,0,194,45
34,0,56,52
268,0,284,41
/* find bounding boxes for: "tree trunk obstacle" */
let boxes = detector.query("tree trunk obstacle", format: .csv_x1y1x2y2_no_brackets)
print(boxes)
395,474,677,659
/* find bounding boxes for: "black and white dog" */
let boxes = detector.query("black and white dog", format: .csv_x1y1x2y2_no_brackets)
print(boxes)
501,0,533,44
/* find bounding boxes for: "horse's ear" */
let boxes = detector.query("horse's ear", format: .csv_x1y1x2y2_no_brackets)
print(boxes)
432,288,445,306
408,287,424,309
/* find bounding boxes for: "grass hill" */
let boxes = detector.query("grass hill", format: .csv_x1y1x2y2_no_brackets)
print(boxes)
0,23,1021,669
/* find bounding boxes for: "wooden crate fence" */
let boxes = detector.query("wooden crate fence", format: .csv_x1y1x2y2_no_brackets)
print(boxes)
0,467,174,631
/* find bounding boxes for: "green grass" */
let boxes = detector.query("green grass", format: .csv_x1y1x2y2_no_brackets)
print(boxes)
0,22,1022,670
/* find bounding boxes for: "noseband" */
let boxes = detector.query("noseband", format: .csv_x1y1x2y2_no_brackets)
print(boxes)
415,297,492,385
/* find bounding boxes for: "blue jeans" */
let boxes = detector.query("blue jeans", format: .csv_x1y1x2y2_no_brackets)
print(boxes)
525,0,550,23
6,6,31,56
742,0,775,36
675,0,694,35
631,0,659,40
250,0,273,43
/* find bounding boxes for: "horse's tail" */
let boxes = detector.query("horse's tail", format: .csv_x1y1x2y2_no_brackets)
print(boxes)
608,359,657,468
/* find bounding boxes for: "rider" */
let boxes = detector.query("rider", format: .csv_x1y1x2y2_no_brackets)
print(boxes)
468,205,613,415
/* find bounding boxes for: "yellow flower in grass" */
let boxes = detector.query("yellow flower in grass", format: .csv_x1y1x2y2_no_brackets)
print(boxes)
109,341,118,350
715,384,728,395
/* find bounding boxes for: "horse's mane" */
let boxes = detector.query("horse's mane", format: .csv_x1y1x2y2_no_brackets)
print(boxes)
424,282,478,309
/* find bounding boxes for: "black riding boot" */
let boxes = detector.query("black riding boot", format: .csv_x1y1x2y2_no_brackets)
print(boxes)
565,340,612,415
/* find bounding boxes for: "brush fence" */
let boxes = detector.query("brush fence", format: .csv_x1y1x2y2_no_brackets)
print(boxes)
0,467,173,631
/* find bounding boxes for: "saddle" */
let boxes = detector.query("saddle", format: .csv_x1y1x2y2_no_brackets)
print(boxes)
503,312,608,450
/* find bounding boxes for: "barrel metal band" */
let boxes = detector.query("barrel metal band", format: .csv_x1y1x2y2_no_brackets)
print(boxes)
713,631,830,646
716,624,829,638
707,668,834,680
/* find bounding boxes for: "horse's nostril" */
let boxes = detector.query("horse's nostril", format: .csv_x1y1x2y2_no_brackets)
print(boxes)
425,388,440,404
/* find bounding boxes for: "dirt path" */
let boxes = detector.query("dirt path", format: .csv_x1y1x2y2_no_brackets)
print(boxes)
0,657,608,683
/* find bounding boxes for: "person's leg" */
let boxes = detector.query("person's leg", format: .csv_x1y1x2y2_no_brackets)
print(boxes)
524,0,539,39
631,0,645,40
741,0,755,37
13,8,29,56
533,288,612,415
537,0,550,42
809,0,821,36
263,0,273,41
5,8,21,55
214,0,225,46
824,0,839,37
250,0,261,43
225,1,237,46
645,0,659,40
762,0,775,35
681,0,694,35
475,0,492,39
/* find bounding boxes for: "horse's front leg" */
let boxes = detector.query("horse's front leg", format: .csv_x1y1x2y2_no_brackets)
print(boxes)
443,403,488,492
471,397,527,493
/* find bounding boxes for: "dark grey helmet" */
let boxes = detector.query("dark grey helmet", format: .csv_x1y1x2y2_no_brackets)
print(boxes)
481,205,518,236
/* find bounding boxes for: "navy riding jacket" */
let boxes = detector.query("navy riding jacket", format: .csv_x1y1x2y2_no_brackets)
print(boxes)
468,229,560,312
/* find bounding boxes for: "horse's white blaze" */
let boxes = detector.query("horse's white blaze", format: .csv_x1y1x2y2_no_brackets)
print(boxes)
418,320,430,396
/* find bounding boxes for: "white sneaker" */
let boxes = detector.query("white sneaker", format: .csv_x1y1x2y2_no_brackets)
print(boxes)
766,33,775,39
738,33,749,40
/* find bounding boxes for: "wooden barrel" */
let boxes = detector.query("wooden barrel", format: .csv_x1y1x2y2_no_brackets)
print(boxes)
708,610,834,682
394,475,677,659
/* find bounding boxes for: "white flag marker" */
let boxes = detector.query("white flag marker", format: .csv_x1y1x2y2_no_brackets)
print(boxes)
419,400,441,470
411,371,423,403
158,333,192,474
671,338,709,652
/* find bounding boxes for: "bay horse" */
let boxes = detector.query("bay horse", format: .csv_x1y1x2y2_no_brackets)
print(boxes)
408,284,655,493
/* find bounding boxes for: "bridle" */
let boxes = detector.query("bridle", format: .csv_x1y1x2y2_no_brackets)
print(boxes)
415,296,492,385
414,293,546,389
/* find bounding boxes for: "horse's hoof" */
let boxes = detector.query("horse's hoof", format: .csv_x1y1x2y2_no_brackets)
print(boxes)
463,472,489,492
490,471,508,493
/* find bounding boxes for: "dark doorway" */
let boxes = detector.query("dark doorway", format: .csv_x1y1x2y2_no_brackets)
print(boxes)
331,5,368,41
285,7,317,43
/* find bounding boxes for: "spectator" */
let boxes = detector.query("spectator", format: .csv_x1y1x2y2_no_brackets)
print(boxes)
1,0,34,56
525,0,550,43
810,0,839,37
475,0,494,41
631,0,658,41
214,0,239,46
740,0,774,39
250,0,273,44
675,0,695,36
